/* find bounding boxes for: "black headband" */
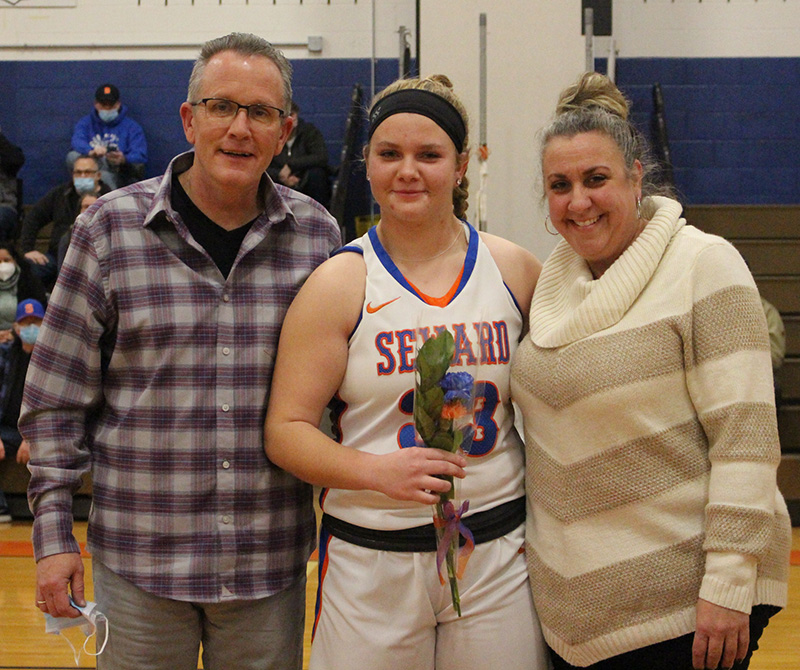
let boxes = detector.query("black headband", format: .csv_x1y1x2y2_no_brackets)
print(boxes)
368,88,467,152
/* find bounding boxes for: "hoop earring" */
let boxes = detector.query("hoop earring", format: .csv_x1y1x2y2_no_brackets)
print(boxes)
636,196,642,220
544,215,559,236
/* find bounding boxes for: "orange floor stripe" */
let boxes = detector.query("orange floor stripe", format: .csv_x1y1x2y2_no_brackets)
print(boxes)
792,550,800,566
0,540,90,558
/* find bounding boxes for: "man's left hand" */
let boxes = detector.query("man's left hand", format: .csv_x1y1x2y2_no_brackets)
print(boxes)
36,553,85,618
692,598,749,669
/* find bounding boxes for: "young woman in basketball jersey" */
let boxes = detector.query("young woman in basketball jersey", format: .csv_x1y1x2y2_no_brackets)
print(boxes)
265,75,549,670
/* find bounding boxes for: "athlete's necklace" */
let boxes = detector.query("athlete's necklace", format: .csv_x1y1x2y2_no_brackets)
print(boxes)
388,226,464,263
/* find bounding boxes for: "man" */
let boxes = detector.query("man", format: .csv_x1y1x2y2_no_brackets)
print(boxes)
0,126,24,241
18,155,111,290
67,83,148,189
22,33,340,670
268,101,332,207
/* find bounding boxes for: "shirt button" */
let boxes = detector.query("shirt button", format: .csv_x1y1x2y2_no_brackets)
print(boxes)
221,404,230,412
222,459,231,469
222,347,231,356
222,294,230,303
222,515,232,525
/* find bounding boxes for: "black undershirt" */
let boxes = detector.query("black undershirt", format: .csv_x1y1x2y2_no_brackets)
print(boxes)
171,172,255,279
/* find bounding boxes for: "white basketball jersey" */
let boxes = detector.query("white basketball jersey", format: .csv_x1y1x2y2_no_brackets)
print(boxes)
322,222,525,530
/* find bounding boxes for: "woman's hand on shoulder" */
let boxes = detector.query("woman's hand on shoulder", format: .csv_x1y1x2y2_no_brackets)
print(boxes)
479,232,542,322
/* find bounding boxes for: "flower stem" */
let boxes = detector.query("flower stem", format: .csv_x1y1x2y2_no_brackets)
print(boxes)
436,497,462,617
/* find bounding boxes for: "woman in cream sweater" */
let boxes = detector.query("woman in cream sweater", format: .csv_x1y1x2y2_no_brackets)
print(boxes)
511,72,790,670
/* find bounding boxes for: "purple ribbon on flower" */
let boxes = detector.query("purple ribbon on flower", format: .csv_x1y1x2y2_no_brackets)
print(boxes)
433,499,475,584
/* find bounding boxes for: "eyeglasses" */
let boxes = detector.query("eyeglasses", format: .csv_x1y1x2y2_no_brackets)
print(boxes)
73,169,99,176
191,98,286,125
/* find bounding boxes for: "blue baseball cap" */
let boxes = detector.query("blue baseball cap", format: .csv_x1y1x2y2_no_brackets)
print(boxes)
15,299,45,322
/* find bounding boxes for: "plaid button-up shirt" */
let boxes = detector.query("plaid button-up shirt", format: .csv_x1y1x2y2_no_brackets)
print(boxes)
21,152,341,601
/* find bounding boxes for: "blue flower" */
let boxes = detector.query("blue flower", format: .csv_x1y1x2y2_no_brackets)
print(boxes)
439,371,474,403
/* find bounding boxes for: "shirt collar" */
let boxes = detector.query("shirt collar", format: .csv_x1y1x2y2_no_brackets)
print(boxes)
143,151,296,231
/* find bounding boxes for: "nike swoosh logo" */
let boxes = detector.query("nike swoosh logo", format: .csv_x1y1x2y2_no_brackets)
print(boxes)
366,297,401,314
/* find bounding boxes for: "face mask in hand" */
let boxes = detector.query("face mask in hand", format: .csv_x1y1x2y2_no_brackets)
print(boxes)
44,597,109,666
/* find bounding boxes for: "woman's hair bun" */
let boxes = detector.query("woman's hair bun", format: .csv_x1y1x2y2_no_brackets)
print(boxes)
556,71,629,120
424,74,455,90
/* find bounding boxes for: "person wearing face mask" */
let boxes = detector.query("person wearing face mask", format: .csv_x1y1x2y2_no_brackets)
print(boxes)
66,83,148,190
0,298,44,522
18,156,111,290
0,242,46,345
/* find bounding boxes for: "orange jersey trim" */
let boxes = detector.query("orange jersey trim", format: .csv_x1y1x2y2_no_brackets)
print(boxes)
405,266,465,307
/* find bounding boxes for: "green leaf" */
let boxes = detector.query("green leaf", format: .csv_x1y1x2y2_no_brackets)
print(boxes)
422,386,444,418
414,329,460,452
430,433,456,453
417,330,454,383
415,405,437,443
415,355,434,393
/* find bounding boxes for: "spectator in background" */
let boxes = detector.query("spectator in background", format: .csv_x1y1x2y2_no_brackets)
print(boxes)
0,298,43,522
268,101,331,207
0,242,46,345
19,155,111,290
761,295,786,408
67,83,148,189
0,126,25,241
